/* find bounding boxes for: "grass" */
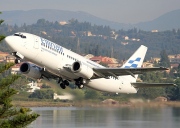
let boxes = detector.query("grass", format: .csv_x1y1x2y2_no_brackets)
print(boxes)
12,100,73,107
12,97,180,108
11,80,180,108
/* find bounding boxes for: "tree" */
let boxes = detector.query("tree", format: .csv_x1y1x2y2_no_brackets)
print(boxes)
85,88,102,100
159,50,170,68
138,72,166,99
29,89,54,99
0,12,39,128
166,78,180,100
0,15,5,41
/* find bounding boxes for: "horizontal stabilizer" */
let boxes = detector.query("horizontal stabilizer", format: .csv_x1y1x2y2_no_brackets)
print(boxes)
131,82,176,88
93,67,168,78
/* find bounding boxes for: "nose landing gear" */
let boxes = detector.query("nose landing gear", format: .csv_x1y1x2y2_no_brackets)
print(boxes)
11,52,24,64
15,58,21,64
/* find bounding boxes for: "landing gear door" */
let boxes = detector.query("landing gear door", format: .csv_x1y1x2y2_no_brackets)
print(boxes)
34,36,39,49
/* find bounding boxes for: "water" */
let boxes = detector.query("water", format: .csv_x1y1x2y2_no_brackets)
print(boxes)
29,106,180,128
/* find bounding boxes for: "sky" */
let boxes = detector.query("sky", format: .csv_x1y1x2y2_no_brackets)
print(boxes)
1,0,180,24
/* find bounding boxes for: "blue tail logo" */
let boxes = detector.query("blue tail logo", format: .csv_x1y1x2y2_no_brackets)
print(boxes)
124,57,141,68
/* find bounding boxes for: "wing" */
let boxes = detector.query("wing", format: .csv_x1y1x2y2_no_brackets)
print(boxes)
131,82,176,88
40,68,59,80
40,67,72,81
93,67,168,78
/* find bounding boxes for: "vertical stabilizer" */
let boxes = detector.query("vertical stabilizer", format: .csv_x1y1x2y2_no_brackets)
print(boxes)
121,45,147,81
121,45,147,68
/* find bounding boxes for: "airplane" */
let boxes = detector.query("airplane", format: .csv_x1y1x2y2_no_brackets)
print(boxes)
3,32,175,94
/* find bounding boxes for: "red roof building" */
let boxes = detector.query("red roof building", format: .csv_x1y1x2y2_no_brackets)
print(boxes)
90,56,115,64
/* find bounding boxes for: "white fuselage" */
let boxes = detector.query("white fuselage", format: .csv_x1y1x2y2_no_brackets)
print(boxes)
5,33,137,94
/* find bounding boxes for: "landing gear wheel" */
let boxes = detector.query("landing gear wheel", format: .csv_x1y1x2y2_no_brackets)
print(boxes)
15,59,21,64
75,77,86,89
78,84,84,89
75,81,80,86
63,80,69,86
60,83,66,89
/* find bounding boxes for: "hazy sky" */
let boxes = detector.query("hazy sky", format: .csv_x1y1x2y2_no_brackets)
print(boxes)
1,0,180,23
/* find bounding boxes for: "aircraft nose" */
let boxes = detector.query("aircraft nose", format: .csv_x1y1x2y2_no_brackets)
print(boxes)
4,36,13,45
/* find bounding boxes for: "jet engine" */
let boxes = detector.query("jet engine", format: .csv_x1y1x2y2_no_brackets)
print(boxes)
20,62,42,79
71,61,94,79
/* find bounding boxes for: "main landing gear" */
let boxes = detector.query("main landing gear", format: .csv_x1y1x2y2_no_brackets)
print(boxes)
75,77,86,89
58,78,69,89
58,77,85,89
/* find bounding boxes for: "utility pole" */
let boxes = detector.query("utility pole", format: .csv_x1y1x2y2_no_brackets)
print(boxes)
111,46,114,58
77,38,80,54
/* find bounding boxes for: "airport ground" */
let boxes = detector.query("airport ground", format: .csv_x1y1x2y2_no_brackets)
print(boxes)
12,100,180,108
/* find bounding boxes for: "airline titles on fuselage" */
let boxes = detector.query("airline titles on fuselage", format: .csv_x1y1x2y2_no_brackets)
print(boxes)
40,38,64,56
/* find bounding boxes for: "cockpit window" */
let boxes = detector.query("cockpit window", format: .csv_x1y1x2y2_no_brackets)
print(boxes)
14,33,20,36
21,35,26,38
13,33,26,38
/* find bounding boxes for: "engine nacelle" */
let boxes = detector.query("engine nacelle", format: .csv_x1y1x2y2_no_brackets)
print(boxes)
71,61,94,79
20,62,42,79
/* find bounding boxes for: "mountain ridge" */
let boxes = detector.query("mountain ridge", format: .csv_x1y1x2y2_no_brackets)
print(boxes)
135,9,180,31
1,9,180,31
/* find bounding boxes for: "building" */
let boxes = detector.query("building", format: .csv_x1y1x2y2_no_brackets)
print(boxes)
170,63,179,69
154,97,167,102
110,31,118,40
169,54,180,64
90,56,119,67
121,42,128,45
150,57,161,63
87,31,92,36
11,63,21,74
27,81,40,93
107,63,122,68
40,31,47,35
132,38,140,42
124,36,129,40
53,93,74,100
0,51,16,63
90,56,118,64
151,30,159,33
84,54,94,59
5,55,16,63
0,51,9,57
59,21,68,25
90,56,103,63
142,62,154,68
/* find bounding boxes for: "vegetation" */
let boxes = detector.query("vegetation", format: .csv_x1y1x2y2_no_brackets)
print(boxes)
1,17,180,102
29,89,54,99
1,19,180,59
159,50,170,68
84,89,103,100
0,12,39,128
166,78,180,100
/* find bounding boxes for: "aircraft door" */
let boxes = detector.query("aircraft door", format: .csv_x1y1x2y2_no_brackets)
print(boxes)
34,36,39,49
58,53,64,70
119,77,124,91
